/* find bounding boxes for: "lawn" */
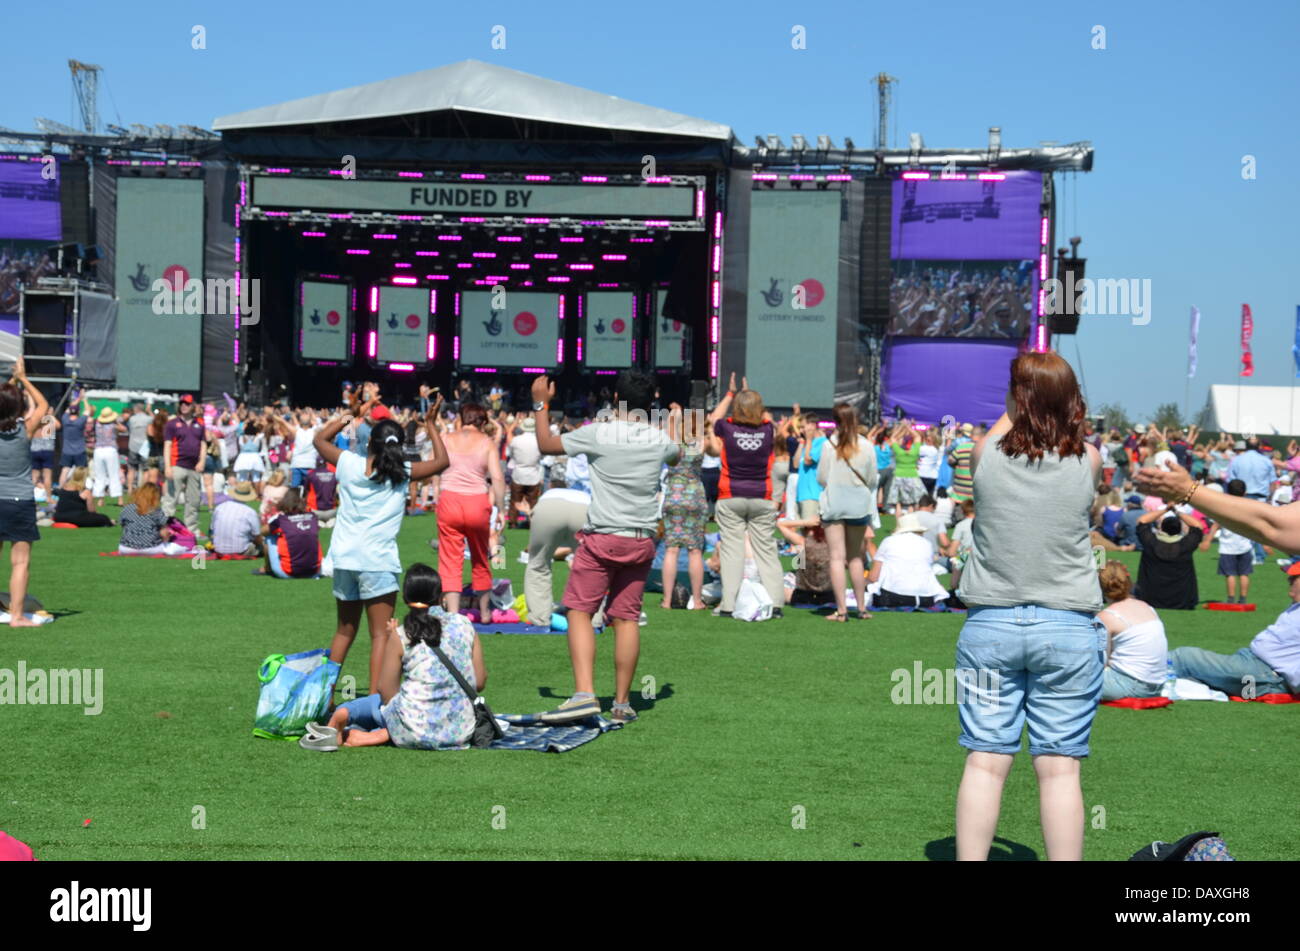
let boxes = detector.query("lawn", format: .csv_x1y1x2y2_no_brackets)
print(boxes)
3,507,1297,861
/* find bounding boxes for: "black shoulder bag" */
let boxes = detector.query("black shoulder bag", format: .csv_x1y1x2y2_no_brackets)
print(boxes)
431,644,502,748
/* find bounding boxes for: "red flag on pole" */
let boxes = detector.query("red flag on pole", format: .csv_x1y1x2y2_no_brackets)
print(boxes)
1241,304,1254,377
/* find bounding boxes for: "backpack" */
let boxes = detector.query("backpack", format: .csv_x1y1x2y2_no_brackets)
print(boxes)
1128,831,1235,861
165,517,197,551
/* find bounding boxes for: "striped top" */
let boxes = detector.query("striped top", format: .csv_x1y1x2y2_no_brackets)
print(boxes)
948,439,974,501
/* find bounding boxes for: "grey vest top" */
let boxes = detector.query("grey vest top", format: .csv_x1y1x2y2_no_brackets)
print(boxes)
0,426,33,501
958,433,1102,613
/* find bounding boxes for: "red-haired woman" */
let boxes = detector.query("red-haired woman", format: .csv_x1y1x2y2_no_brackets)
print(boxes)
0,358,49,626
954,351,1105,861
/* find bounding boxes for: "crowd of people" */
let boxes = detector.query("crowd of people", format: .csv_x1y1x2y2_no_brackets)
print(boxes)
1,352,1296,861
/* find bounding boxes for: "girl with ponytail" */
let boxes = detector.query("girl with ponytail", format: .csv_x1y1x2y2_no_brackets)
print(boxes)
312,392,450,696
306,563,489,751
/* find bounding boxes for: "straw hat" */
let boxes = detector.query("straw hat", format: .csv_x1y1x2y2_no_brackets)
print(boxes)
96,407,118,424
520,417,536,432
959,422,974,436
895,513,926,534
230,481,258,503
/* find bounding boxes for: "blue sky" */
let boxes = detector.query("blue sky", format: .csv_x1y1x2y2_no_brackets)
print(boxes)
4,0,1298,420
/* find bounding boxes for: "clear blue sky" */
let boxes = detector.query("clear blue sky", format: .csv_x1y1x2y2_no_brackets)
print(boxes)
5,0,1298,420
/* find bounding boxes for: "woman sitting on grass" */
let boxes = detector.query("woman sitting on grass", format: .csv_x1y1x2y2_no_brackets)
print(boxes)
50,467,114,528
118,483,189,555
1096,561,1168,700
304,564,487,751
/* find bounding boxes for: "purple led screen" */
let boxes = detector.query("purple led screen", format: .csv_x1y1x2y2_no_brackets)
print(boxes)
0,160,62,241
881,336,1021,426
890,258,1037,338
890,170,1041,260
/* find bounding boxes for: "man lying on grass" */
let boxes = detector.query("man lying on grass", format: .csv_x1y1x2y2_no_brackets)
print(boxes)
301,564,488,751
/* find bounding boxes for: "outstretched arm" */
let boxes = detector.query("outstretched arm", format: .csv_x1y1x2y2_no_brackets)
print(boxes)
708,372,738,425
530,375,564,455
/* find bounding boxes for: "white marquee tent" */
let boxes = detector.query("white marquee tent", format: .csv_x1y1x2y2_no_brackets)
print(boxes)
1209,383,1300,435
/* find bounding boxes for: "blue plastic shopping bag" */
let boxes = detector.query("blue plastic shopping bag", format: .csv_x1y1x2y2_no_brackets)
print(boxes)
253,648,341,740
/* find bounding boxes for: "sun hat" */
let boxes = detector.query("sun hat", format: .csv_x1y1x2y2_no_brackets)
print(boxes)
895,513,926,534
230,481,258,503
959,422,974,435
96,407,118,424
520,417,536,432
1135,424,1147,434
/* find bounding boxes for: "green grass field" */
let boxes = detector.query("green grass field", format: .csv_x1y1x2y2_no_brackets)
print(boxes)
3,506,1297,861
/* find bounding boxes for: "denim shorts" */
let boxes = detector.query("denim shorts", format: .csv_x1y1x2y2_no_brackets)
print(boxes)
338,692,386,731
332,568,399,602
955,604,1105,758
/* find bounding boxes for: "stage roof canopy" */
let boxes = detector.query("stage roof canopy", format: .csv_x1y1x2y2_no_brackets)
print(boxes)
213,60,733,141
1209,384,1300,436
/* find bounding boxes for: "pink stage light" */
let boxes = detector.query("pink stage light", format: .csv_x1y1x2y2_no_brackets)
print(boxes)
328,169,345,176
484,275,509,282
978,172,1006,181
711,245,721,272
239,181,248,204
453,336,460,359
631,338,636,361
369,288,378,312
473,367,497,374
1039,253,1048,281
367,331,377,357
510,263,530,270
696,189,705,217
457,263,473,269
415,250,439,257
351,332,356,355
460,173,486,180
751,173,778,181
427,334,436,360
302,231,326,237
497,236,523,242
548,276,571,283
437,235,463,241
233,338,239,364
901,171,930,181
594,369,617,376
389,363,415,372
521,367,546,374
559,296,566,320
1036,323,1048,351
373,233,397,240
559,237,584,243
525,174,551,182
394,262,412,269
629,237,654,243
581,175,607,183
391,277,418,285
644,176,671,184
264,167,291,174
710,350,719,379
939,172,966,181
714,211,722,238
581,220,605,227
263,211,290,217
328,213,352,219
557,339,565,364
430,290,437,312
234,238,240,264
454,294,460,316
523,218,551,225
602,254,627,261
711,280,720,309
1040,216,1050,245
569,263,594,270
346,249,370,255
645,220,669,227
825,174,852,182
710,316,719,344
472,252,497,258
234,207,240,228
597,282,618,288
428,274,450,280
534,252,559,260
398,171,424,178
461,216,485,223
396,215,423,221
788,174,815,181
319,273,340,279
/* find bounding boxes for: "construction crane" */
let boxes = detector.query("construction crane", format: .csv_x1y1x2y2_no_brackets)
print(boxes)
69,59,102,134
874,72,897,150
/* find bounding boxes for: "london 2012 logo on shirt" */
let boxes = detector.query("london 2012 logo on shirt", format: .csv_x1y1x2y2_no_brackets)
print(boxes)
734,431,765,451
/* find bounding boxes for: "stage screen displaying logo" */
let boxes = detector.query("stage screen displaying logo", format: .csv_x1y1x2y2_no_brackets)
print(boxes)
298,280,350,362
652,289,686,369
889,171,1041,339
890,259,1036,338
114,177,204,390
744,189,840,407
375,285,431,365
459,291,560,368
585,292,634,368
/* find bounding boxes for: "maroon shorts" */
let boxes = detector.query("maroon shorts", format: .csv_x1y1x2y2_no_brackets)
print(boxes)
561,531,656,621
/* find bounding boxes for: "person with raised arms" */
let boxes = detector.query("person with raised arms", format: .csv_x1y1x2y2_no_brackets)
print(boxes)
529,371,679,724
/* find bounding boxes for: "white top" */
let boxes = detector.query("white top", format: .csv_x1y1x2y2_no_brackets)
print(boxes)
507,432,543,486
874,532,947,599
1100,602,1168,685
917,444,940,479
1216,524,1253,557
1271,485,1293,506
325,450,411,574
1152,449,1178,472
951,516,974,553
290,426,320,469
539,486,591,506
700,452,721,470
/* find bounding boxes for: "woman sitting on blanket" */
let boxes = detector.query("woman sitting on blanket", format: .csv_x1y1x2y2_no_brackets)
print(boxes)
117,483,189,555
51,467,114,528
777,516,833,605
307,563,487,751
1096,561,1168,701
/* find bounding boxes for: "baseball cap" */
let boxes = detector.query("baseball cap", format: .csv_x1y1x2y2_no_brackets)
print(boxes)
369,404,392,421
1283,561,1300,578
1124,494,1144,506
179,394,195,404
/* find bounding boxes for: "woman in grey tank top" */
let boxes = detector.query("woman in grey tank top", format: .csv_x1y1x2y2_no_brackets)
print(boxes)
0,358,50,627
953,352,1105,861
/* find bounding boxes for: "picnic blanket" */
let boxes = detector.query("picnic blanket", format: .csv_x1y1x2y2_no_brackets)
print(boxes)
788,601,960,614
490,713,621,752
474,622,562,636
1102,697,1174,710
1228,693,1299,704
99,550,258,560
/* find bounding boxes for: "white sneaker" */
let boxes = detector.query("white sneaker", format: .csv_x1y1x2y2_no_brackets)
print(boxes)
638,611,648,627
517,551,529,564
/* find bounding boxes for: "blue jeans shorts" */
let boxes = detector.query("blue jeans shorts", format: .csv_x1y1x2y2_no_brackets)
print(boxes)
332,568,399,602
338,692,387,732
955,604,1105,758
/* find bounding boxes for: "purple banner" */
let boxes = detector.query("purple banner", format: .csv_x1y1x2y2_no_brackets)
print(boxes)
881,336,1020,426
891,170,1041,260
0,159,62,241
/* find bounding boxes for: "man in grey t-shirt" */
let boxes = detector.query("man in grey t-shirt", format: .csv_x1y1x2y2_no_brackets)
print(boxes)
531,372,678,726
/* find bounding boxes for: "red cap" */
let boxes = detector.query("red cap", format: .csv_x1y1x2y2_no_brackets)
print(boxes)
1283,561,1300,578
179,394,195,404
369,404,391,421
0,831,35,861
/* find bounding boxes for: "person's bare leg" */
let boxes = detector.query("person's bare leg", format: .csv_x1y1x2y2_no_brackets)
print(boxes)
7,541,35,627
364,594,397,695
443,589,461,615
660,545,679,608
611,617,641,705
1033,754,1085,861
845,525,868,616
955,751,1014,860
567,609,598,695
329,600,363,672
344,727,390,747
477,589,491,619
327,706,350,732
825,522,848,618
1225,576,1237,601
1240,575,1250,602
687,548,705,608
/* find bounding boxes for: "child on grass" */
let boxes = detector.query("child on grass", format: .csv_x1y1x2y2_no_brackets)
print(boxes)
1201,479,1255,604
304,564,487,751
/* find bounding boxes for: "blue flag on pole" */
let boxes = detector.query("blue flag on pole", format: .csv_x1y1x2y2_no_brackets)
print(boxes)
1294,306,1300,378
1188,307,1200,379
